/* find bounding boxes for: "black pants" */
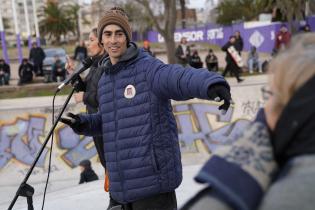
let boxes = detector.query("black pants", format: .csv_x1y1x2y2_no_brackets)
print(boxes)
123,191,177,210
222,61,241,81
34,62,43,76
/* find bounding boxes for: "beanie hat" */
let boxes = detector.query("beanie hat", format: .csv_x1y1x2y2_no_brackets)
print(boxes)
97,7,132,45
79,159,91,169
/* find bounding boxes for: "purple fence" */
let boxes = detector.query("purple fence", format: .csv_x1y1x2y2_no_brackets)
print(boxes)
147,16,315,53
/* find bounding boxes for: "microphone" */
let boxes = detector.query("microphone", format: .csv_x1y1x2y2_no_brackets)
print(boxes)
57,57,94,90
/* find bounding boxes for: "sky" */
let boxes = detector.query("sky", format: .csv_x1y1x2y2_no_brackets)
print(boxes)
187,0,207,9
83,0,207,9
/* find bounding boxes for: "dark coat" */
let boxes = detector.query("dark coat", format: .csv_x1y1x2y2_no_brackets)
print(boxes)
19,63,34,79
79,168,99,184
29,47,45,64
82,54,107,168
76,43,229,203
74,46,87,61
83,55,105,114
0,63,10,75
234,36,244,52
175,45,191,65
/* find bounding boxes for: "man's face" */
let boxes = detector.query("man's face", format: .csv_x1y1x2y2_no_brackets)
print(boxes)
102,24,127,62
181,38,187,45
230,37,236,43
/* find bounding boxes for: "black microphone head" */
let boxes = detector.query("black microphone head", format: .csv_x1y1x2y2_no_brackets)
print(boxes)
82,57,94,69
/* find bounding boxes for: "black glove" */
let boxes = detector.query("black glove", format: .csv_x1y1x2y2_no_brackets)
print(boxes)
60,112,84,133
207,84,232,113
71,76,86,92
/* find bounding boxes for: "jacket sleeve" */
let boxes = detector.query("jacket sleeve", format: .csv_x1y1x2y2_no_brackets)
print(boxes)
77,112,102,136
145,59,229,101
83,69,100,109
83,82,98,109
221,42,230,52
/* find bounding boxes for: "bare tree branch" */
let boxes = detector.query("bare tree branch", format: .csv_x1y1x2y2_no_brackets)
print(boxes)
135,0,165,36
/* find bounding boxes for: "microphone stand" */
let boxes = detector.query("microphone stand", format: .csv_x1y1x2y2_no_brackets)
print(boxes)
8,81,80,210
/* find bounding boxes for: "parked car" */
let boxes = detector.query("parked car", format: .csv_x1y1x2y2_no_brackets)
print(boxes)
43,48,67,82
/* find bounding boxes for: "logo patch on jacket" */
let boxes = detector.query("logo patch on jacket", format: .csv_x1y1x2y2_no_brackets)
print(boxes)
124,84,136,99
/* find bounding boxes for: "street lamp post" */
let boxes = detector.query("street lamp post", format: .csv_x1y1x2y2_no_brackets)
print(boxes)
23,0,32,49
31,0,40,46
11,0,23,64
0,7,10,64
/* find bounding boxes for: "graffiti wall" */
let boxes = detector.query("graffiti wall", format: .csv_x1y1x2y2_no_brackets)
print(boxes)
0,82,265,192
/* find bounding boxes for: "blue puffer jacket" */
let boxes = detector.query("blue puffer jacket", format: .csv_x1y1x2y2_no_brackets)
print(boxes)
78,43,229,203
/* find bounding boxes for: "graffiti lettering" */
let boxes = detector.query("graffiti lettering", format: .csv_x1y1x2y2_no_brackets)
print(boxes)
56,126,96,168
174,102,250,153
0,116,48,168
0,102,252,169
241,100,264,117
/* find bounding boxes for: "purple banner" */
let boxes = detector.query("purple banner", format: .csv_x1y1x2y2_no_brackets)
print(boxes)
147,16,315,53
1,31,9,64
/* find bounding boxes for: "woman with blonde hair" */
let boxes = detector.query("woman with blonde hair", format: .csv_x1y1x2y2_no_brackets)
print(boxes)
66,28,121,210
181,33,315,210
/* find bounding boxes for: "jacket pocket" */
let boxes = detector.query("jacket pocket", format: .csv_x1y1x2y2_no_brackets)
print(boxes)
151,146,160,172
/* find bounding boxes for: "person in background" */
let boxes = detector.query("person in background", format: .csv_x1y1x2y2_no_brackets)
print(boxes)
61,7,231,210
303,24,311,33
175,37,191,66
79,159,99,184
234,31,244,55
275,24,291,52
51,55,66,82
66,28,120,210
205,49,218,72
18,58,34,85
181,33,315,210
0,59,10,85
74,40,88,61
222,36,244,83
142,40,155,57
247,46,262,74
29,42,46,76
189,50,203,68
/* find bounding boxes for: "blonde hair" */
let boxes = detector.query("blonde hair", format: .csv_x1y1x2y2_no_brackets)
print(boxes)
268,33,315,112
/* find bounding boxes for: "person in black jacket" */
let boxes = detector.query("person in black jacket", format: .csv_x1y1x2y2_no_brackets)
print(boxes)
234,31,244,55
175,37,191,66
0,59,10,85
18,58,34,85
66,28,121,210
189,50,203,68
29,42,45,76
79,159,99,184
74,40,88,61
205,49,218,72
221,36,244,83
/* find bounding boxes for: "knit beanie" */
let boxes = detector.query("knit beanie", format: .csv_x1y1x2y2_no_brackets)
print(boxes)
97,7,132,45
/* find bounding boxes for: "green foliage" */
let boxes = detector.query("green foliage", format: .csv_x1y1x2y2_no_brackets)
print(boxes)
39,2,76,44
216,0,271,25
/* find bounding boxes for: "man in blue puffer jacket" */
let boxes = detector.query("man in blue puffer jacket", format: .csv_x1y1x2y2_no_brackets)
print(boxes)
61,7,231,210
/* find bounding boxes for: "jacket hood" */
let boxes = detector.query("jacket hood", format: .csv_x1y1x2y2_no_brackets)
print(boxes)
272,74,315,166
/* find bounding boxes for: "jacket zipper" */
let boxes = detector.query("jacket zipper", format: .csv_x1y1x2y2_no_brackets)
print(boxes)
112,74,125,201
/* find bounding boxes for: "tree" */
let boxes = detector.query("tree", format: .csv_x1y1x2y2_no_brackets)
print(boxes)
216,0,270,25
121,2,154,41
39,2,75,44
64,3,81,41
179,0,186,29
271,0,307,33
135,0,177,64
